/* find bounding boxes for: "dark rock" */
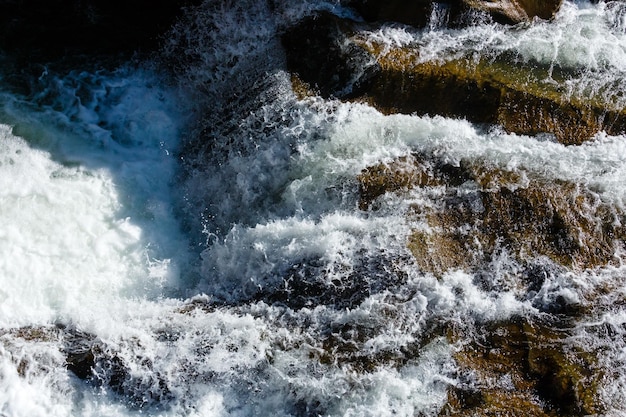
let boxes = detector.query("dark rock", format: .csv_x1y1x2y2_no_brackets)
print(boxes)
255,251,409,310
63,329,98,380
58,326,172,408
345,0,450,28
281,11,380,98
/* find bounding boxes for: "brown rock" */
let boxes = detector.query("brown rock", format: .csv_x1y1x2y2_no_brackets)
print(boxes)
357,48,626,144
463,0,563,23
444,316,603,416
358,155,626,274
284,14,624,143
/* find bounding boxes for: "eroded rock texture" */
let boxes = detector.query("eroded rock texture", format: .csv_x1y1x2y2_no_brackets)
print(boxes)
283,12,626,144
356,49,626,144
0,325,172,409
358,154,625,275
442,316,602,416
346,0,563,26
356,153,621,414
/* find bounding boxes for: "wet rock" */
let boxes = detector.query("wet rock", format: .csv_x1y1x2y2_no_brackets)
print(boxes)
443,316,603,416
346,0,562,26
258,252,409,310
2,324,172,409
358,50,626,144
281,11,380,98
283,14,626,143
357,155,470,211
358,155,626,274
345,0,447,28
305,306,438,373
0,326,64,377
63,329,99,380
8,325,60,342
463,0,563,23
60,328,172,408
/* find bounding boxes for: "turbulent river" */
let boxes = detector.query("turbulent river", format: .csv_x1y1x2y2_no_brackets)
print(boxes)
2,0,626,416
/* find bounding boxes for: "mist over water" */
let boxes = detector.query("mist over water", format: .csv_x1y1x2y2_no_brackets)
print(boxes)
2,1,626,416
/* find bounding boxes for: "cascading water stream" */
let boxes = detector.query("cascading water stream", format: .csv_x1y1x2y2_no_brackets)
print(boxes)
1,1,626,416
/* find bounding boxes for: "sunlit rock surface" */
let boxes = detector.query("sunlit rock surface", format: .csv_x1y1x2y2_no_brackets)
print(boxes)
358,154,625,275
356,153,620,415
284,12,626,144
346,0,563,26
441,316,602,416
355,47,626,144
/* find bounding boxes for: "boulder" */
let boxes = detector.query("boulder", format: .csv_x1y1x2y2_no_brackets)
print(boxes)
281,11,380,98
356,46,626,144
3,324,171,408
442,316,603,416
284,14,626,144
358,154,626,275
346,0,562,26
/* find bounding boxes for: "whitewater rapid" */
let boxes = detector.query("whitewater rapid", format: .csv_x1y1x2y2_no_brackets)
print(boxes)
1,0,626,416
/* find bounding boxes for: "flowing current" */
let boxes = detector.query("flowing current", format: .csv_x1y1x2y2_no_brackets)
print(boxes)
2,1,626,416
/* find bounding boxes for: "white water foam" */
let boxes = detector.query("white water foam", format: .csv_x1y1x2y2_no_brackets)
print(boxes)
3,0,626,416
0,68,191,327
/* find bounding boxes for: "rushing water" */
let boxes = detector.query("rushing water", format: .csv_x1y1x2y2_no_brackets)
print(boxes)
2,1,626,416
